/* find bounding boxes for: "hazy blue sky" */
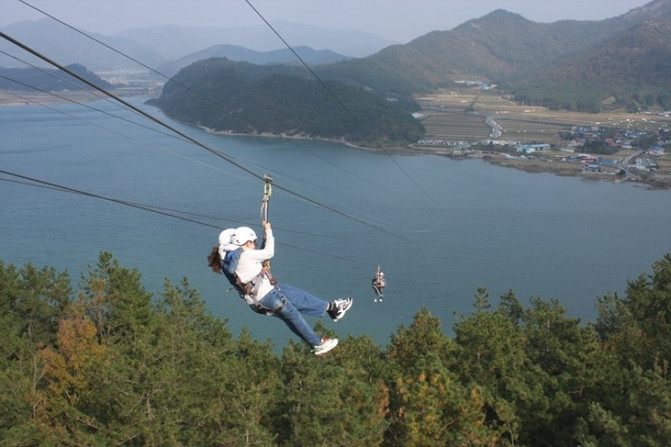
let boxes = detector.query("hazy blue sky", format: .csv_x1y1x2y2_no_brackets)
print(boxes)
3,0,653,42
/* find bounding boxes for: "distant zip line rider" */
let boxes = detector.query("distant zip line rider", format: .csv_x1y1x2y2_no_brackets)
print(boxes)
208,220,353,356
372,265,386,302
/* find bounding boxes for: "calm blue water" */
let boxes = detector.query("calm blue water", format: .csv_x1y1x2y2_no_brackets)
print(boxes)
2,97,671,348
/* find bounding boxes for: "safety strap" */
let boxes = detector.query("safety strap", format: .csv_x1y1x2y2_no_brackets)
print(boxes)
242,269,282,316
260,173,272,223
259,173,275,276
226,267,275,298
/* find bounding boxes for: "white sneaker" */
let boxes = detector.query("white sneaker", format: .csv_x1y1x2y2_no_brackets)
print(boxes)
313,337,338,356
329,297,353,322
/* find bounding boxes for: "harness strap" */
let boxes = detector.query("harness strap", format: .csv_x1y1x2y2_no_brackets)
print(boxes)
251,295,286,316
246,271,283,316
233,268,276,297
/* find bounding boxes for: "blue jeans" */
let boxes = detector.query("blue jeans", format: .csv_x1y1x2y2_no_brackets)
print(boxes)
253,283,328,347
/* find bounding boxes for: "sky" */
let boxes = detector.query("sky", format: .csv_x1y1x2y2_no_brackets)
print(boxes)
2,0,654,43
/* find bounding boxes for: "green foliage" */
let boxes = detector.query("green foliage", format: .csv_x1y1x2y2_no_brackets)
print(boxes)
387,309,501,445
582,139,620,155
324,8,671,114
510,16,671,112
2,253,671,445
597,253,671,369
0,260,71,353
149,58,424,147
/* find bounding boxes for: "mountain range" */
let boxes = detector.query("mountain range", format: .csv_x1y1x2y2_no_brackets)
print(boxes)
2,0,670,115
0,19,390,72
307,0,671,110
155,45,353,77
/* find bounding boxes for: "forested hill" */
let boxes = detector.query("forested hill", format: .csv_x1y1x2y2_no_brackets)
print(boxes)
315,0,671,111
0,63,112,92
326,8,640,93
512,14,671,111
2,252,671,444
150,0,671,135
148,58,424,147
156,44,353,77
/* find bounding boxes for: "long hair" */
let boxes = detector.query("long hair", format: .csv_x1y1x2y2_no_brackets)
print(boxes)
207,246,222,274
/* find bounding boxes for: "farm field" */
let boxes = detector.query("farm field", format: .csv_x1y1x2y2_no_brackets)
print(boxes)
413,88,671,188
415,89,671,145
419,111,490,142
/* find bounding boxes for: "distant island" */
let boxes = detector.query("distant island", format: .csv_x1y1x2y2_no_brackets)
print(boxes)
147,58,424,148
0,64,113,93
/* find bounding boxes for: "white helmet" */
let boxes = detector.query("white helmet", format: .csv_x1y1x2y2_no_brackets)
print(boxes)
217,228,238,257
218,228,235,246
233,226,257,246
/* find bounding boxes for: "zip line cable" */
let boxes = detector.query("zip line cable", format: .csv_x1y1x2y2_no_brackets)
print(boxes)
0,32,300,191
2,52,395,215
0,49,266,186
0,83,256,185
0,172,332,241
243,0,435,202
18,0,412,203
0,169,222,229
0,72,173,142
14,0,432,225
0,30,419,244
0,49,111,102
0,49,204,146
16,0,225,112
0,88,381,247
1,62,400,231
278,143,413,202
242,0,352,116
21,0,431,205
0,83,375,240
0,170,359,262
2,66,406,232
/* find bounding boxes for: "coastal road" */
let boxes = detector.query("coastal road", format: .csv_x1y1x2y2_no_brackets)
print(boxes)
621,150,644,180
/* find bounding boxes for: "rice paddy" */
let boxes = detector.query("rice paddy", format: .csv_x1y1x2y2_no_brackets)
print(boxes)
415,89,671,145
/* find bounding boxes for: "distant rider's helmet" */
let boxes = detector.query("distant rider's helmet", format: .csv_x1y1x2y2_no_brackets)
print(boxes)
233,226,258,246
217,228,238,258
218,228,235,246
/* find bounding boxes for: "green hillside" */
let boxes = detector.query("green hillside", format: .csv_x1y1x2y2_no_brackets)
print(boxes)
317,8,644,96
149,58,424,147
149,1,671,143
512,15,671,111
317,1,671,110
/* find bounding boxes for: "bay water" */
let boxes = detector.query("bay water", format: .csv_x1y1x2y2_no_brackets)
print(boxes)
2,97,671,349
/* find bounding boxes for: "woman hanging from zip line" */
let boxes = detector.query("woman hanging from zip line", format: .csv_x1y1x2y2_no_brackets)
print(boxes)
208,220,353,356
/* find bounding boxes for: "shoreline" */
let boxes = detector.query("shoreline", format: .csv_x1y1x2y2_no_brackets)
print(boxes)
201,126,671,189
482,153,671,190
4,94,668,190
